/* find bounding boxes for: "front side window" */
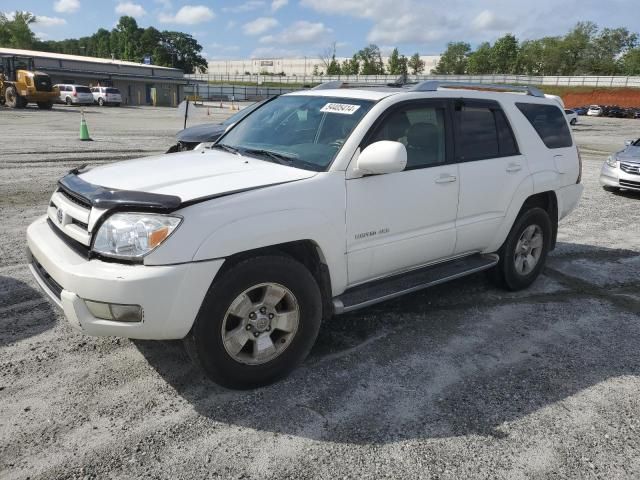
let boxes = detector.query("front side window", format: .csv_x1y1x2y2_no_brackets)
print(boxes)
369,105,446,169
218,95,373,171
516,102,573,149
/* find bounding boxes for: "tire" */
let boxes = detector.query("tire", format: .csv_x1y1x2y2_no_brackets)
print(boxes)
37,102,53,110
65,97,72,105
488,207,552,291
185,255,322,389
98,97,105,106
5,86,24,108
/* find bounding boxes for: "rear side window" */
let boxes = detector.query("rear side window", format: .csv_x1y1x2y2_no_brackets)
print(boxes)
454,100,519,161
106,88,120,94
516,103,573,149
75,86,91,93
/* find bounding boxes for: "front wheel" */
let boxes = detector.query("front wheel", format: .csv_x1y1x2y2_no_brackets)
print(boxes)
185,255,322,389
488,207,552,291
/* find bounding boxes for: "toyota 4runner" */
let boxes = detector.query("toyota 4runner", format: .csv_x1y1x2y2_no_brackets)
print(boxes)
27,81,583,389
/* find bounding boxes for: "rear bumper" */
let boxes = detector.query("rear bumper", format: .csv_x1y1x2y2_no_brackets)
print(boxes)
27,215,223,339
556,183,584,220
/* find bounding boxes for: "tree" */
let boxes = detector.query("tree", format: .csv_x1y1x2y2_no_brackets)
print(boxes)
0,11,37,49
562,21,598,74
387,48,402,75
160,31,207,73
490,34,519,73
467,42,493,74
341,55,360,75
587,27,638,74
407,53,425,74
433,42,470,74
357,44,385,74
326,53,341,75
621,47,640,74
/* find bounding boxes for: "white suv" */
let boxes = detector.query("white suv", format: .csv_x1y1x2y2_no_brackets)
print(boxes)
91,86,122,106
27,81,583,389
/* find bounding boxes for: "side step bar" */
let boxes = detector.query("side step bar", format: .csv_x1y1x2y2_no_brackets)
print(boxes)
333,253,499,314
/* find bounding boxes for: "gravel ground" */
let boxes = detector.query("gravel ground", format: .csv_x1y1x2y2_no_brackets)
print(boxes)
1,104,639,480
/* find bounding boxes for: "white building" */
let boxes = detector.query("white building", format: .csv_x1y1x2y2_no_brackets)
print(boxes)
208,55,441,76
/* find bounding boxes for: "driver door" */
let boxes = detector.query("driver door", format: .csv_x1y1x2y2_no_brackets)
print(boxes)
345,100,460,285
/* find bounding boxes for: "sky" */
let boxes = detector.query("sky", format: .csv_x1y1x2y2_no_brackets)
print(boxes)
7,0,640,60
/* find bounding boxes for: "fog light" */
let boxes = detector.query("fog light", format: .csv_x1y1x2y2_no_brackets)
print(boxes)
85,300,143,323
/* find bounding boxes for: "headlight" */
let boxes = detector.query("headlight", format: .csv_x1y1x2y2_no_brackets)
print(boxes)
93,213,182,259
606,155,618,168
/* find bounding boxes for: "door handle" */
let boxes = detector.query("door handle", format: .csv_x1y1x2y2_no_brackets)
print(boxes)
435,174,457,184
506,163,522,173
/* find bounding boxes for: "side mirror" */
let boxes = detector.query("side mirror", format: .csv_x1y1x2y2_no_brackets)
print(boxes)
357,141,407,176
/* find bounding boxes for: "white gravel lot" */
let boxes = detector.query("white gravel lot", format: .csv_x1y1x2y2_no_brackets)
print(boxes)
1,104,639,480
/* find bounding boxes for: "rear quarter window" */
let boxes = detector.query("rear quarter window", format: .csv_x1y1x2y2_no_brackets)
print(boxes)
516,103,573,149
75,86,91,93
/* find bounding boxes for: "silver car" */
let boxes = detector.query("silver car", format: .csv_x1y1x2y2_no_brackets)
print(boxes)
600,138,640,192
54,84,94,105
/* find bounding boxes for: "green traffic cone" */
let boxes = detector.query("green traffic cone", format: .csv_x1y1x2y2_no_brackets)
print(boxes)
79,110,92,141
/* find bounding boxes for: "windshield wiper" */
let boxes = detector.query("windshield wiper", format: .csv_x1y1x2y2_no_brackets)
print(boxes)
241,148,297,165
211,143,241,155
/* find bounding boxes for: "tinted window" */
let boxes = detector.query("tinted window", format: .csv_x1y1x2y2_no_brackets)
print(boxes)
370,105,446,169
455,102,519,161
75,86,91,93
516,103,573,149
106,88,120,94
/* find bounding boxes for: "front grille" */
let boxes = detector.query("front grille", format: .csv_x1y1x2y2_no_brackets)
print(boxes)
31,256,62,300
619,179,640,190
47,188,93,249
34,74,52,92
620,162,640,175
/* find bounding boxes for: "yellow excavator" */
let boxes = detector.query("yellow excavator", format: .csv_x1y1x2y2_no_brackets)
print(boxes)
0,55,58,109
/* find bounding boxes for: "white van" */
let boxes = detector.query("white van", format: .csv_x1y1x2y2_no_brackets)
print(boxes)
90,86,122,106
54,84,94,105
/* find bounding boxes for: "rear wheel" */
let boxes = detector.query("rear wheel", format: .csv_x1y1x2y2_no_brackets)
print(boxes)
65,97,72,105
488,207,552,291
185,255,322,389
98,97,105,106
37,101,53,110
5,86,25,108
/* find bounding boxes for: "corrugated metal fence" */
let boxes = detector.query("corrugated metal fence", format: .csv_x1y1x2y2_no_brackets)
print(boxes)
183,74,640,101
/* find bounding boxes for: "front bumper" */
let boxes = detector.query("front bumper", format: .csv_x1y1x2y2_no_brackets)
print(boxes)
26,215,223,339
600,162,640,191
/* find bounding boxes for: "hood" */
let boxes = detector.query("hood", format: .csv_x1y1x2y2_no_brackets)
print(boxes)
176,122,226,143
617,145,640,162
79,149,318,203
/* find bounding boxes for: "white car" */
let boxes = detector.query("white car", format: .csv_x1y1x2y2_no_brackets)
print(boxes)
587,105,603,117
565,109,578,125
27,81,583,389
54,84,94,105
90,86,122,106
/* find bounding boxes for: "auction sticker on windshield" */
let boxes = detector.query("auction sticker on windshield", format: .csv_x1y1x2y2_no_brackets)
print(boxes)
320,103,361,115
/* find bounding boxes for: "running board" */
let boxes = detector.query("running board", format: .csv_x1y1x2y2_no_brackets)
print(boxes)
333,253,499,314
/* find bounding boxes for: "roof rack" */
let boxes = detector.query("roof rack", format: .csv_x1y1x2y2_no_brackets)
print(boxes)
410,81,545,97
311,75,412,90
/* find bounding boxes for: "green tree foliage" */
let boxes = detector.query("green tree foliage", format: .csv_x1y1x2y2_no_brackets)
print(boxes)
357,44,385,74
341,55,360,75
387,48,401,75
467,42,493,74
326,53,341,75
433,42,471,74
0,11,37,49
1,12,207,73
407,53,425,74
621,48,640,75
490,34,519,74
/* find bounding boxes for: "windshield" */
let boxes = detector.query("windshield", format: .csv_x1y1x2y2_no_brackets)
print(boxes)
221,99,268,126
217,95,374,171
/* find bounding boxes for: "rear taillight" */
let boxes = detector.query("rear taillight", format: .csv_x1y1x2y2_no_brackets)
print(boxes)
576,146,582,184
73,91,77,96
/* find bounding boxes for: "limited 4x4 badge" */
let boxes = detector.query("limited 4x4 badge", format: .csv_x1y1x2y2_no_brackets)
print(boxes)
355,227,390,240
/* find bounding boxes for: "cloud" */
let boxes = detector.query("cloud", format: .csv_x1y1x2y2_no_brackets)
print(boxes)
53,0,80,13
210,43,241,51
226,20,237,30
471,10,516,31
271,0,288,12
250,46,302,58
115,2,146,17
155,0,172,8
222,1,266,13
243,17,278,35
35,15,66,26
158,5,215,24
260,20,331,45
